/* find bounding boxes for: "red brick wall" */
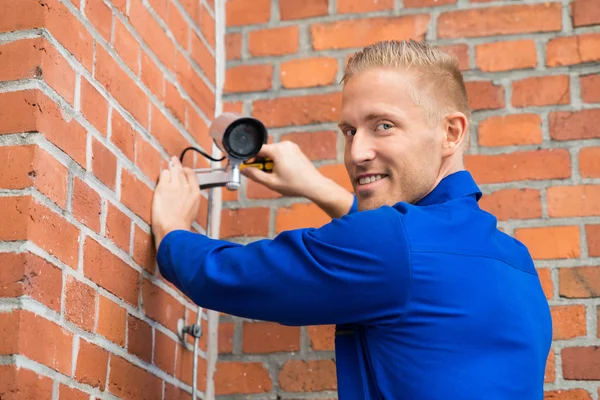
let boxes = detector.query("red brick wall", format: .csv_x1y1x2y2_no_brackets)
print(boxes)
0,0,218,398
219,0,600,398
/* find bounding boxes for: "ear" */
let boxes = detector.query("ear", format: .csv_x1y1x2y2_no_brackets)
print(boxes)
442,112,469,157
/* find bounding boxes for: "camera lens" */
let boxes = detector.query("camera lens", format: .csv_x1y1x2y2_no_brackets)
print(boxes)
223,118,267,159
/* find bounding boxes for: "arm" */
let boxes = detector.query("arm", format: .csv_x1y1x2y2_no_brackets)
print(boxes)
157,206,410,326
305,175,357,219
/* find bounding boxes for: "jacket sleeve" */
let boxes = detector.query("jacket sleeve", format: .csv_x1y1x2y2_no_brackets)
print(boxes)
156,205,411,326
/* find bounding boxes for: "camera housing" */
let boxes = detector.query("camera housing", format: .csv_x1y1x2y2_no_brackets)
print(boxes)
209,113,268,162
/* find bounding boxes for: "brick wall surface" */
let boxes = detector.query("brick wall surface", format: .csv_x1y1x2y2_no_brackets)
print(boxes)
0,0,219,398
219,0,600,399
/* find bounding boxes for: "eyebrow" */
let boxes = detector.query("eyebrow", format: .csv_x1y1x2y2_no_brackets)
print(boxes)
337,112,395,128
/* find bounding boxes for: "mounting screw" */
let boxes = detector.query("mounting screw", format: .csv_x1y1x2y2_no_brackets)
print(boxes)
177,318,202,340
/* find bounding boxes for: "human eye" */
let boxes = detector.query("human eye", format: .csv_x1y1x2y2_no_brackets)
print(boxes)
343,127,356,137
375,122,393,131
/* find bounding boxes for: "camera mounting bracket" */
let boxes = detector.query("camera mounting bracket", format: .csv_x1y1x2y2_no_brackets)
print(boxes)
194,160,241,191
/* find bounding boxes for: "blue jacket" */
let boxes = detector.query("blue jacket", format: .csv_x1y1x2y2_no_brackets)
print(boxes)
157,170,552,399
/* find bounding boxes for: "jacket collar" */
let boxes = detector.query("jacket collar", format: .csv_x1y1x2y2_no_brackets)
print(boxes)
415,170,482,207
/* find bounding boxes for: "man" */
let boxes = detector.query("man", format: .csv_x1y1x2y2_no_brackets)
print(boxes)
152,40,552,399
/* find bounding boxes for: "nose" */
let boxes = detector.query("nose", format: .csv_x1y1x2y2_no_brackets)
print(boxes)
349,130,376,165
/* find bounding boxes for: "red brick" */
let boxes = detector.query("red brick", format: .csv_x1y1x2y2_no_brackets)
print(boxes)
72,177,102,233
308,325,335,351
538,268,553,300
165,383,193,400
0,37,76,105
0,146,66,202
514,226,580,260
572,0,600,27
45,0,94,71
478,114,542,147
475,40,537,72
225,64,272,93
175,51,214,118
280,0,328,20
186,107,212,159
108,356,162,400
65,275,96,332
0,196,79,268
97,294,127,346
214,362,272,395
165,82,186,124
560,267,600,298
59,384,89,400
478,189,541,221
167,4,188,49
338,0,393,12
319,163,353,192
545,389,592,400
0,365,53,400
175,341,207,388
135,135,162,183
128,315,152,362
219,322,235,354
438,44,470,71
91,138,117,191
551,305,586,340
225,33,242,60
246,179,283,199
465,149,570,184
121,168,153,224
588,225,600,257
550,109,600,141
96,46,149,128
141,52,164,100
180,0,200,25
200,4,216,49
276,202,331,233
465,81,505,111
545,350,555,383
220,207,270,238
83,236,139,305
113,18,140,73
226,0,270,26
242,322,300,353
253,92,341,128
110,111,135,162
278,360,337,392
85,0,112,42
512,75,570,107
150,105,190,164
547,185,600,218
147,0,168,20
142,279,185,332
0,310,73,375
75,339,109,389
312,15,429,51
281,57,337,89
129,0,175,69
154,329,176,374
105,202,130,252
581,74,600,103
133,225,155,273
112,0,127,13
580,147,600,178
562,347,600,380
280,131,337,161
0,90,87,166
438,3,562,38
248,27,299,57
547,33,600,67
0,252,62,312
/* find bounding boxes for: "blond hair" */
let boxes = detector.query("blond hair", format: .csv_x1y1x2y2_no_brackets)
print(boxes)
342,40,471,130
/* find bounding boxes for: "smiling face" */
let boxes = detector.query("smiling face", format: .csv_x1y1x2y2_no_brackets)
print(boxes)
339,67,448,211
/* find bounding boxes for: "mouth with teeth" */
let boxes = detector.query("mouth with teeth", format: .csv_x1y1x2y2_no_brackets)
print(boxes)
357,174,388,186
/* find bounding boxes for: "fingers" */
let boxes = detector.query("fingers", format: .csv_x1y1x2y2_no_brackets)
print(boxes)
255,143,276,159
169,156,184,185
183,167,198,187
158,169,170,185
241,164,275,186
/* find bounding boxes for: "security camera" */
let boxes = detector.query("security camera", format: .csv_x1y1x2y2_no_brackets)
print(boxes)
184,113,270,191
209,113,268,161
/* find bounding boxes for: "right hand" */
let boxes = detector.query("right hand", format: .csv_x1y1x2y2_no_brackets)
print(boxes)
240,141,324,199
